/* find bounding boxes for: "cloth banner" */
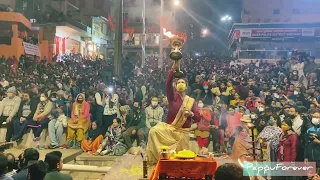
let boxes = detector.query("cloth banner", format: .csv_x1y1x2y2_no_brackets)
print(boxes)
123,17,128,28
23,42,40,56
55,37,66,55
124,27,134,36
55,37,60,55
108,14,115,32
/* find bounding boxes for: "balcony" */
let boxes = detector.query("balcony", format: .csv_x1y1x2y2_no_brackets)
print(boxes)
33,14,91,37
237,49,311,60
0,12,31,30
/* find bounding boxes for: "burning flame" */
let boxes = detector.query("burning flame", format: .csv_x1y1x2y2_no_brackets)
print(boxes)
163,28,176,38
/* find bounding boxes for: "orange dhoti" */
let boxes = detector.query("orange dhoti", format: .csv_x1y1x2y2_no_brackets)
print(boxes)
81,135,103,153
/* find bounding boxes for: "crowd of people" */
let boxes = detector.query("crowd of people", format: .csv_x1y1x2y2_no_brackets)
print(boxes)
0,49,320,179
0,148,72,180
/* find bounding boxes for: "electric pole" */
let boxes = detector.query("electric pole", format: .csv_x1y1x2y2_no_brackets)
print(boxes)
114,0,123,77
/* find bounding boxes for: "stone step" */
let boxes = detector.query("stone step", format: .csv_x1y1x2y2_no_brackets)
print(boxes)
75,153,120,166
1,125,67,149
4,148,83,164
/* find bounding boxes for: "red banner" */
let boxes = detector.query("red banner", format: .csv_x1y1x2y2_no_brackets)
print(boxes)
123,17,128,28
251,29,302,37
108,14,115,32
55,37,60,55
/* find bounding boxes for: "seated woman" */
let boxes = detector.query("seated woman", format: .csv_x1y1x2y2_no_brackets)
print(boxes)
231,126,254,163
81,121,103,154
29,92,53,142
96,118,127,156
67,94,90,148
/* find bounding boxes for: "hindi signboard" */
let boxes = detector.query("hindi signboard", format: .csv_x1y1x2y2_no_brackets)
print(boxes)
23,42,40,56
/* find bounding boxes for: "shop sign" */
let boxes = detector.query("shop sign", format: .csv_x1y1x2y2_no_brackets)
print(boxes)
251,28,302,37
302,28,314,36
23,42,40,56
92,22,102,38
240,29,251,37
87,26,92,35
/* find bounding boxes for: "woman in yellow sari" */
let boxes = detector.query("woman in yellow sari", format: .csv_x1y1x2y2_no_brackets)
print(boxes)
67,94,91,148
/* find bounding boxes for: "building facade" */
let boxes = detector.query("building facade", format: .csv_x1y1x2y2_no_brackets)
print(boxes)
108,0,176,56
242,0,320,24
228,0,320,62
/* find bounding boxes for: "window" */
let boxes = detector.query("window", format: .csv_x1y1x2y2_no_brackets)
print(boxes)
94,0,104,9
316,48,320,58
292,9,300,14
243,9,250,15
69,0,76,6
273,19,280,22
123,12,129,19
264,18,271,23
284,18,291,22
273,9,280,14
135,16,141,23
79,0,86,8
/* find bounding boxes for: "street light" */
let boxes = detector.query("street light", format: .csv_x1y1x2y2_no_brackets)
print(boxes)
174,0,180,6
221,15,232,22
201,28,209,37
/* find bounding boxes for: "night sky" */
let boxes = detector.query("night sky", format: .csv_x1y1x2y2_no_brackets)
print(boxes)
175,0,242,55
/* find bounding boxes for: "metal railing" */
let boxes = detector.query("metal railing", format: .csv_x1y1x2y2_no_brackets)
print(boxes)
237,50,312,60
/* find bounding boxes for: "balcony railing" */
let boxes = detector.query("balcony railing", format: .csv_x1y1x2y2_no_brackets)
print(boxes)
34,16,90,34
65,17,89,33
237,50,311,60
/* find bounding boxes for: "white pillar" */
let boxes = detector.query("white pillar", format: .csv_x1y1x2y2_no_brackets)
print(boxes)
141,0,146,67
158,0,164,69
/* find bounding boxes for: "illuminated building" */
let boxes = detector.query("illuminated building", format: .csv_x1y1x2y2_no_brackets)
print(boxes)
228,0,320,62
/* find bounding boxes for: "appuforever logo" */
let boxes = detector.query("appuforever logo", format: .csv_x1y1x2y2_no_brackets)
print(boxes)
243,162,316,177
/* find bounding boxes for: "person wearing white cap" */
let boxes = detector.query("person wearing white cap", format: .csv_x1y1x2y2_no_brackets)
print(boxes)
0,86,21,142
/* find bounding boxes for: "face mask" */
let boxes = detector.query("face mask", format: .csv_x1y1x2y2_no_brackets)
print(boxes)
250,114,256,119
274,93,279,99
258,107,264,112
268,119,274,126
203,86,208,90
51,98,57,102
151,101,158,107
239,131,247,137
312,118,320,125
198,103,204,108
176,83,186,92
294,91,299,95
281,125,290,131
40,97,47,102
288,114,296,119
77,100,83,104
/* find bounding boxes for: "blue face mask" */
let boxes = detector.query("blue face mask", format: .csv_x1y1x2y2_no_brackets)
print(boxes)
204,86,208,90
268,119,274,126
